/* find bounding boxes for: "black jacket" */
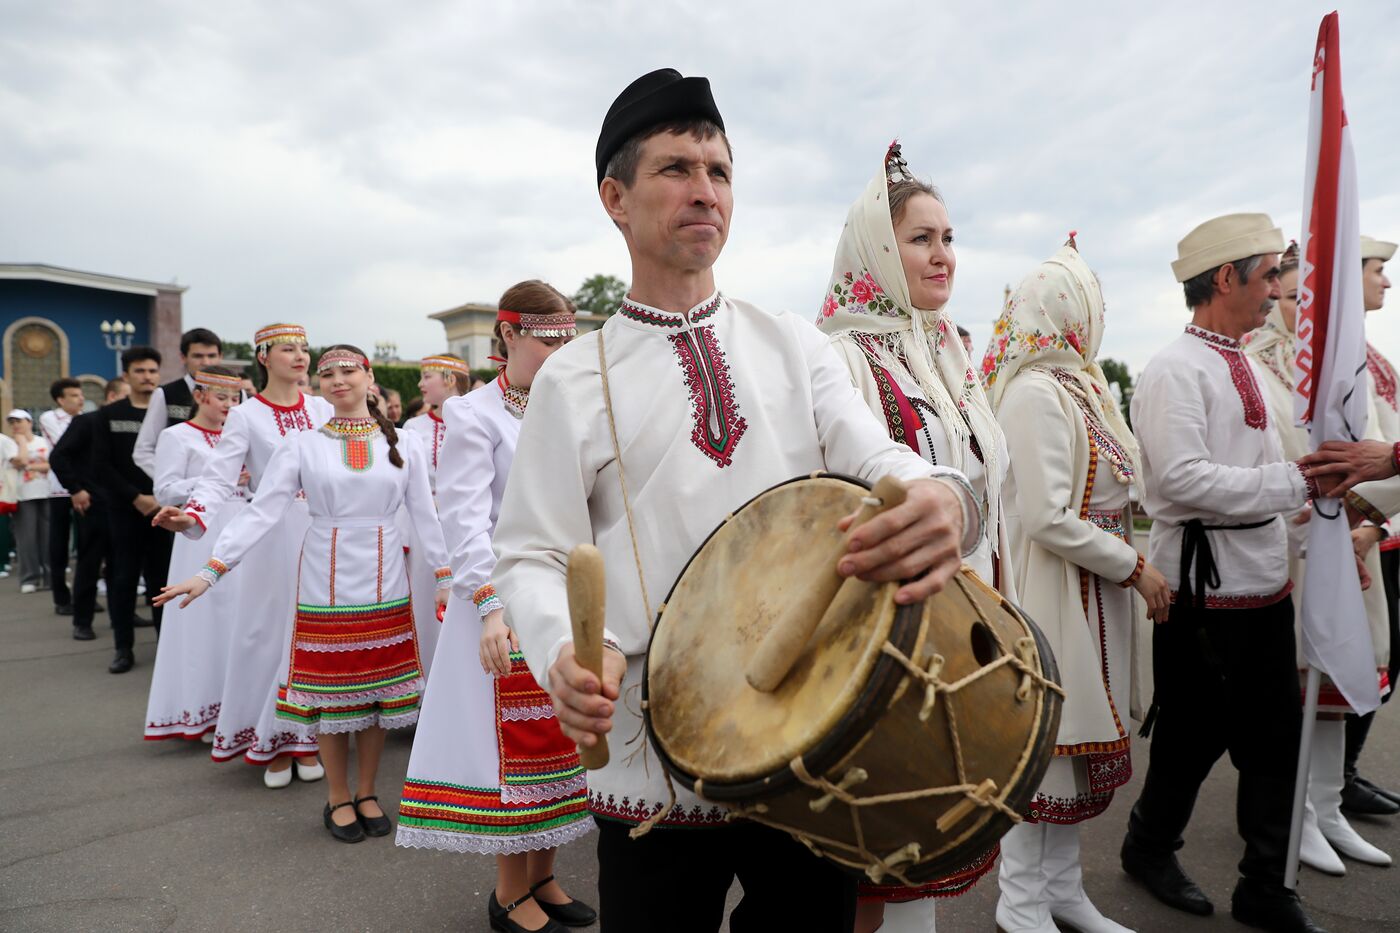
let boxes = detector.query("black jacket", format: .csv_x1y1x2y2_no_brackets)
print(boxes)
92,399,153,508
48,410,104,504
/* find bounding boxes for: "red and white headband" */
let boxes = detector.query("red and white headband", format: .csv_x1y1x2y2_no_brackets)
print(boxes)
420,354,470,376
194,370,243,391
315,349,370,375
498,308,577,338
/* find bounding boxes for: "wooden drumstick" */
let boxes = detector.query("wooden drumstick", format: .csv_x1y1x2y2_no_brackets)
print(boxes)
567,544,610,770
746,475,909,693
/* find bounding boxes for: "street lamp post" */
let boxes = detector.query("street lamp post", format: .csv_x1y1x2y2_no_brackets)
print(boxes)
100,319,136,375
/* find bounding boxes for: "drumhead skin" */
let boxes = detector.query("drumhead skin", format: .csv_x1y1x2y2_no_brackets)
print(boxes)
645,475,901,785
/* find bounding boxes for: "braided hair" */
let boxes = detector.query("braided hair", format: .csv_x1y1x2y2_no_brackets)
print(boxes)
324,343,404,468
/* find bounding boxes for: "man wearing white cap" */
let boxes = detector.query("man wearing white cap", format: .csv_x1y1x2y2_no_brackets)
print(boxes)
1121,214,1326,933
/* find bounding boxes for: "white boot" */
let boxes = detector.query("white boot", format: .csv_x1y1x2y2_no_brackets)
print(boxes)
1299,795,1346,876
995,822,1057,933
877,898,936,933
1312,719,1392,866
1041,823,1135,932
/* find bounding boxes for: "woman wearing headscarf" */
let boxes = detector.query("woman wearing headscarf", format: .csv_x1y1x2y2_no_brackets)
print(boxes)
982,236,1169,933
817,141,1008,933
1242,242,1393,873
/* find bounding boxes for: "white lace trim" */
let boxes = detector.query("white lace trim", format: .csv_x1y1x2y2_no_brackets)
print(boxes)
499,704,557,722
294,630,414,653
393,818,593,856
314,707,420,735
499,773,587,806
284,677,424,707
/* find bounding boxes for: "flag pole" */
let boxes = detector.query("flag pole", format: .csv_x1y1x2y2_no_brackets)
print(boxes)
1285,665,1323,890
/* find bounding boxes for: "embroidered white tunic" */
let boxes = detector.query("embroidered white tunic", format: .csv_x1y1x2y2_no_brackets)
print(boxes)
494,294,981,828
398,409,450,673
1132,325,1310,607
143,421,245,740
180,393,332,762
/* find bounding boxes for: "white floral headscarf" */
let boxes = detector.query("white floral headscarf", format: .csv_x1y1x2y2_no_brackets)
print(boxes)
816,142,1004,530
982,239,1141,491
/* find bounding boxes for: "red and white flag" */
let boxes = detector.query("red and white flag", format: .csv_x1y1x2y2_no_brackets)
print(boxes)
1295,11,1379,714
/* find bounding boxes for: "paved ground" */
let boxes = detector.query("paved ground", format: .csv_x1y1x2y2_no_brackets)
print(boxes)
3,573,1399,932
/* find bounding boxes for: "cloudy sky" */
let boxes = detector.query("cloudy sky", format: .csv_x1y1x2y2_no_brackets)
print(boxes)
4,1,1399,373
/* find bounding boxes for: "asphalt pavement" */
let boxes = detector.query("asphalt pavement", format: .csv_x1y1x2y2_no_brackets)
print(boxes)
2,573,1398,932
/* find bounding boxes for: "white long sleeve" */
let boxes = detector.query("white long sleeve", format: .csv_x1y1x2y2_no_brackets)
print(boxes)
182,406,251,527
399,432,451,585
134,386,168,479
436,396,501,606
153,428,200,507
204,437,302,569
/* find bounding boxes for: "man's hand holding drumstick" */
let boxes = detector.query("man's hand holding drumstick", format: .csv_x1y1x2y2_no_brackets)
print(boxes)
547,473,971,751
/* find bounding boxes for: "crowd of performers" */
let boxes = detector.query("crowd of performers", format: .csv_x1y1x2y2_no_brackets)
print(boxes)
32,67,1394,933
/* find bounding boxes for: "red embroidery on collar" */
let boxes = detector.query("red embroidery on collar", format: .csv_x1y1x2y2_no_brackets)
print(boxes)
1186,326,1267,431
253,393,314,436
669,325,747,468
1367,343,1397,412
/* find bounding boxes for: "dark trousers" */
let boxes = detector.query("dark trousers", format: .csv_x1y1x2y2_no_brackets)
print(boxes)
1128,596,1302,888
106,505,172,652
70,506,110,627
48,497,73,607
1343,549,1400,776
595,817,857,933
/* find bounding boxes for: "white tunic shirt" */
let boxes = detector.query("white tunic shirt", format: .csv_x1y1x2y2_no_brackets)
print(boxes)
1132,325,1310,606
154,421,245,508
38,408,74,496
493,293,980,827
401,411,448,495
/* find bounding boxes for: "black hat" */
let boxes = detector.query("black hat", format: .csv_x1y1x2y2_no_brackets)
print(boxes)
595,68,725,184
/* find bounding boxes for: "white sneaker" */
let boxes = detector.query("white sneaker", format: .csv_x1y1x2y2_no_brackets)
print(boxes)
263,764,293,789
201,731,215,745
294,758,325,782
20,583,36,594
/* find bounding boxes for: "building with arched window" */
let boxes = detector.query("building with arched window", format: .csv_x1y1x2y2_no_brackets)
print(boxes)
0,264,186,417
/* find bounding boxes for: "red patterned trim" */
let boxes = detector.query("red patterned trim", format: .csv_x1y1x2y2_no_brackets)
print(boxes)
1296,462,1321,501
618,295,721,329
1168,580,1293,609
1368,343,1398,411
669,326,748,468
1186,326,1267,430
857,844,998,902
1026,789,1114,825
587,790,730,827
1120,553,1145,589
253,393,315,436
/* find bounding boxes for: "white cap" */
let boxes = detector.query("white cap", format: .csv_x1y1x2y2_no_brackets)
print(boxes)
6,409,32,421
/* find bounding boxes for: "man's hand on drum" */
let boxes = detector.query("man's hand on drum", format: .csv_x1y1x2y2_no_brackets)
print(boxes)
1133,561,1172,623
548,642,626,749
836,477,965,604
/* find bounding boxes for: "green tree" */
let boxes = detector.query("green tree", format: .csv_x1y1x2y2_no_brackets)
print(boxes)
572,274,628,316
1099,357,1134,426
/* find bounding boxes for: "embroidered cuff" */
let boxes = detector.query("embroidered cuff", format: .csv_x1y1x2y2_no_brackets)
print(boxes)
1393,441,1400,476
1293,461,1321,501
433,566,453,591
196,558,229,587
930,472,983,559
1120,553,1146,589
1346,490,1388,526
473,583,503,617
183,505,207,533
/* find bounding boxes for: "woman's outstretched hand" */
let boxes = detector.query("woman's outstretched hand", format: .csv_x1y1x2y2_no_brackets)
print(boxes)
153,576,210,609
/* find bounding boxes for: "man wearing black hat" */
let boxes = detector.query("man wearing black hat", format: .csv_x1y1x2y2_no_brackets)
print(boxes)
494,70,981,932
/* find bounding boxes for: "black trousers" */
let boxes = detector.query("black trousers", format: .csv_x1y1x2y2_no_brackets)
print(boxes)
48,497,73,607
70,506,111,627
595,817,857,933
1128,596,1302,888
106,505,173,652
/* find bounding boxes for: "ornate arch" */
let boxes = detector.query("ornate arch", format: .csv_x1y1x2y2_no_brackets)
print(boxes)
3,316,71,413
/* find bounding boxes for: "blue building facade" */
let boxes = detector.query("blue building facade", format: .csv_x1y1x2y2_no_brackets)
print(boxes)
0,264,185,416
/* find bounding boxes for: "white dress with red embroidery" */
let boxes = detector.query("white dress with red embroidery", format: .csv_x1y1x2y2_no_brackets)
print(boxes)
397,376,592,854
181,392,332,763
143,421,247,740
1365,344,1400,554
1132,325,1311,609
493,293,982,832
398,410,449,675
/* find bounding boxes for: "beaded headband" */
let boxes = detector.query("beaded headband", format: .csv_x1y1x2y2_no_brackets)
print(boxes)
194,370,244,391
498,308,577,338
885,140,913,186
253,323,308,350
420,354,470,376
315,349,370,375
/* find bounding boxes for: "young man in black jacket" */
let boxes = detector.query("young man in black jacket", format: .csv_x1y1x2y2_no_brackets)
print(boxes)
93,348,171,674
49,378,129,641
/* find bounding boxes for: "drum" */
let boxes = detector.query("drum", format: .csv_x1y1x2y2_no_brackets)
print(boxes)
642,474,1062,885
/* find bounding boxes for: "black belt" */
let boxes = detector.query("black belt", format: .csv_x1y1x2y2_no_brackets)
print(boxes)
1139,515,1277,739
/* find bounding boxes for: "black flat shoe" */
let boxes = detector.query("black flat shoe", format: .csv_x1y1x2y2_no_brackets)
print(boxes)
354,795,392,837
324,801,366,843
72,625,96,641
1121,838,1213,916
1231,879,1328,933
1341,777,1400,816
529,875,598,927
1354,774,1400,807
108,651,134,674
133,614,154,628
55,604,73,616
94,603,105,613
488,891,567,933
